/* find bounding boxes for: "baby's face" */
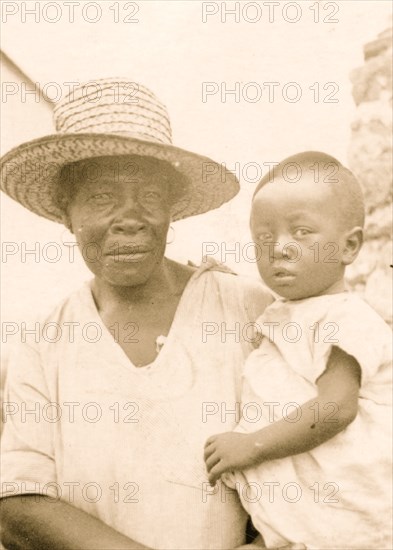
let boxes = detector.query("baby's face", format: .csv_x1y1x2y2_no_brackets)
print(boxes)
250,173,349,300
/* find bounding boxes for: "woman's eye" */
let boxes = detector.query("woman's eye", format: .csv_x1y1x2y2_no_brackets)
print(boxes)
293,228,311,238
140,190,165,205
88,192,114,203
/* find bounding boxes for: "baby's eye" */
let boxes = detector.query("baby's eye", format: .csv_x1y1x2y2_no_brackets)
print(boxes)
257,232,273,242
293,227,312,238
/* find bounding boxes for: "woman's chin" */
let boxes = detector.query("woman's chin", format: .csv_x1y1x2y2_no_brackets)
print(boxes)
91,262,157,288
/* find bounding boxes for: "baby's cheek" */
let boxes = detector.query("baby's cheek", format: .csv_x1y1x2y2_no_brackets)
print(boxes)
257,250,273,269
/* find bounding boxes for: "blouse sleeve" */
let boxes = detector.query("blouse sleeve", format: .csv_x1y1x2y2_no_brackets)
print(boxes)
243,279,274,324
1,342,58,499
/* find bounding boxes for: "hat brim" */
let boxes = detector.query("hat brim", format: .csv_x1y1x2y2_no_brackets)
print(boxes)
0,133,239,223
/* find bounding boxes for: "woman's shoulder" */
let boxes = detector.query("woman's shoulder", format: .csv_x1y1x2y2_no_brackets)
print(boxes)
15,283,96,358
40,281,94,322
191,257,274,320
2,283,94,381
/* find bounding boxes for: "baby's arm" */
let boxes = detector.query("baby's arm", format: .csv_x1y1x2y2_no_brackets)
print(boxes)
205,346,361,485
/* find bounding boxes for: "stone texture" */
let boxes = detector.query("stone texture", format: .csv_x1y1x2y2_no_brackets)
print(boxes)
347,27,392,325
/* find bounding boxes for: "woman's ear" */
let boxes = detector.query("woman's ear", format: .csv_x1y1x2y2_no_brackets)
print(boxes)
342,226,363,265
62,214,74,235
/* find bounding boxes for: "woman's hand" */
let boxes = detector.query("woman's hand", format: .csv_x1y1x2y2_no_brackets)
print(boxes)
204,432,261,485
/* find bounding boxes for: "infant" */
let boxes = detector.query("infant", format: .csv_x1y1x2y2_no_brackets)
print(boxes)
204,151,392,550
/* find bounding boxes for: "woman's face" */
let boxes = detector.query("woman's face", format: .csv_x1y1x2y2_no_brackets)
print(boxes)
67,156,172,287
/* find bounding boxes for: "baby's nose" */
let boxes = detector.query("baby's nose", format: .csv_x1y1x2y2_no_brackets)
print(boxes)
275,239,301,261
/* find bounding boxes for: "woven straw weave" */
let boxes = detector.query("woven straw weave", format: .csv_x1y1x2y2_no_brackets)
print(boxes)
1,78,239,223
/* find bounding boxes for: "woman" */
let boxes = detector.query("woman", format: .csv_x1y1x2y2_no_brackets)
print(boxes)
0,78,301,550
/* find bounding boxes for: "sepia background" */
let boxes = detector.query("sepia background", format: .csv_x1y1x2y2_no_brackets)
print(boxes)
1,0,392,353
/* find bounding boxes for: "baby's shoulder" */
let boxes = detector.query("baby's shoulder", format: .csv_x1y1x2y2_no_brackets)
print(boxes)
326,293,391,335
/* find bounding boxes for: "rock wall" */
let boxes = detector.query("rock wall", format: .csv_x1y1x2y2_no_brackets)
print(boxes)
347,25,392,325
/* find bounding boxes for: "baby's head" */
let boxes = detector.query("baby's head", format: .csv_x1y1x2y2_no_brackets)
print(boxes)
250,151,365,300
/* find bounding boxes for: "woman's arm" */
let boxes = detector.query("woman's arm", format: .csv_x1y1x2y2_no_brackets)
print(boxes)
0,495,149,550
205,346,361,484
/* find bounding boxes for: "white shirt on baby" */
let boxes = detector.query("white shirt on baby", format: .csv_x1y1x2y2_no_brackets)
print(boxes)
231,292,392,550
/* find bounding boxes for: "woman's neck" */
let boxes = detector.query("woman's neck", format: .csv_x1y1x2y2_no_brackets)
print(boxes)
91,258,194,310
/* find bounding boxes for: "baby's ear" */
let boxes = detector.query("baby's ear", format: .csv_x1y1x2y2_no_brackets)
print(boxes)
342,226,363,265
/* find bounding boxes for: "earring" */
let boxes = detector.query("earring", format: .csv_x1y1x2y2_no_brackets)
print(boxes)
166,225,175,245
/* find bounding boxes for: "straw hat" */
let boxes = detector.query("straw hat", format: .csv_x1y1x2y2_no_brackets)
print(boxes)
0,77,239,223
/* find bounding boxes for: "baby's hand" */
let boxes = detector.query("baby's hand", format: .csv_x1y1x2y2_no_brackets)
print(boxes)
204,432,260,485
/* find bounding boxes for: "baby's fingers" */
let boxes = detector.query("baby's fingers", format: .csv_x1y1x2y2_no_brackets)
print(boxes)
205,452,221,472
207,460,226,485
204,434,219,447
203,442,216,461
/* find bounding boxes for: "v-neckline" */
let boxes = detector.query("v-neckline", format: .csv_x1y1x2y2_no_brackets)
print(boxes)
84,266,201,373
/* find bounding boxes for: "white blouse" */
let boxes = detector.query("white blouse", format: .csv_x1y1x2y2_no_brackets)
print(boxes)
1,259,272,549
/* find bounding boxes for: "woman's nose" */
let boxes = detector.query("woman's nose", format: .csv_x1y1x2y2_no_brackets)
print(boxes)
109,197,146,234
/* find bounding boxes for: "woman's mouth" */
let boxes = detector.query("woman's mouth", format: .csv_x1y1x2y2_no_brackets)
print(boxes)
116,251,150,262
104,245,152,262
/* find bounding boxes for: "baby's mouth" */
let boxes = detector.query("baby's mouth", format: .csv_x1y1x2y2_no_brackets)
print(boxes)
273,266,293,276
272,267,296,281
